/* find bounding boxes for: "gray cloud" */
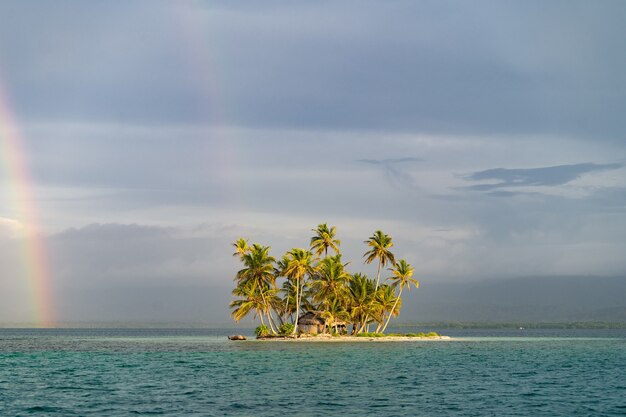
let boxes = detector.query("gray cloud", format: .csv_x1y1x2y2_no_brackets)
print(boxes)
50,223,229,284
44,223,238,323
463,163,623,191
358,157,422,189
358,158,423,165
1,1,625,140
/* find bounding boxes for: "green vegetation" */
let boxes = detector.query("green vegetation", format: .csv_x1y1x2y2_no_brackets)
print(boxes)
278,323,295,335
255,324,270,337
397,322,626,329
230,224,421,337
356,332,440,338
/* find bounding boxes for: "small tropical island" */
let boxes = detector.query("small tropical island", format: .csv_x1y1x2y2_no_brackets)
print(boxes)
229,224,447,341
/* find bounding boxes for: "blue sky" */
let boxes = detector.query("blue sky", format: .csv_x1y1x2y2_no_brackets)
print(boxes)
1,1,625,324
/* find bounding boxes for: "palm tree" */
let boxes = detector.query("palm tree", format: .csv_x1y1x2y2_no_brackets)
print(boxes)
310,223,341,258
273,255,289,324
310,255,350,310
299,284,317,314
232,238,250,258
374,284,401,333
230,283,267,325
230,282,280,329
280,279,298,323
283,248,315,334
381,259,418,333
236,244,276,290
236,244,278,333
363,230,395,290
347,273,379,334
321,298,351,334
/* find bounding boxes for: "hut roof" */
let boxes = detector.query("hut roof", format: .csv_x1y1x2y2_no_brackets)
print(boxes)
299,317,323,325
298,311,325,325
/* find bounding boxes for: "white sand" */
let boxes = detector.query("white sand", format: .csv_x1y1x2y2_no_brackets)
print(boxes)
255,334,452,342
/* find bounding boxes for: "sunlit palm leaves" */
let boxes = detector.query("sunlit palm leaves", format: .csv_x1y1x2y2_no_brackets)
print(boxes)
230,282,280,328
232,238,250,258
382,259,418,333
321,298,351,334
347,273,379,333
232,244,278,333
310,223,341,257
363,230,395,290
374,284,401,333
236,244,276,291
310,255,350,309
283,248,315,334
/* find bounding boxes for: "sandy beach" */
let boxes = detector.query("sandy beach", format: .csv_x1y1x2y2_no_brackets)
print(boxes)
254,334,452,342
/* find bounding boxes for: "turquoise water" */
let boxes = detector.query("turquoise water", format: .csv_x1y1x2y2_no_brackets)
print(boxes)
1,329,625,416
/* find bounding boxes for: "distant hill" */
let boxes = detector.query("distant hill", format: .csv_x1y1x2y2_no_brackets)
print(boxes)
403,276,626,322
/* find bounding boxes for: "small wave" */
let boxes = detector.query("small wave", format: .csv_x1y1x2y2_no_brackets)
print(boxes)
25,405,64,413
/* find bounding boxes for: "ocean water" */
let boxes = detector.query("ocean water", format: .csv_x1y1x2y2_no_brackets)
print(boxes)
1,328,625,416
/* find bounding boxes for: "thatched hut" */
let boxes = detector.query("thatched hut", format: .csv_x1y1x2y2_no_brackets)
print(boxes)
328,320,348,334
297,312,349,334
297,311,325,334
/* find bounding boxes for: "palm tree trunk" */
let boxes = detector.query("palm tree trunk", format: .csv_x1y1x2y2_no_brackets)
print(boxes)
381,287,403,333
292,276,300,334
259,291,277,334
375,322,383,333
267,310,279,334
359,318,367,333
366,260,383,333
284,286,290,322
375,260,382,290
265,311,273,332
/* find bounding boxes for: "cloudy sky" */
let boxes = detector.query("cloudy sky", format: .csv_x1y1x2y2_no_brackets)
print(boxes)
1,1,625,325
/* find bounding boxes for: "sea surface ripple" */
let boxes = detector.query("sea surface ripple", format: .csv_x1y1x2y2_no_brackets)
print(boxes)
0,328,625,416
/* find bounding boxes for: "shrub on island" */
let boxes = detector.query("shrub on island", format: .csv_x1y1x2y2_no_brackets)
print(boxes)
278,323,295,336
255,325,270,338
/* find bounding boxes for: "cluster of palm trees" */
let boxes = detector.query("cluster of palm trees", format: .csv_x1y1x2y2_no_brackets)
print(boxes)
230,224,419,335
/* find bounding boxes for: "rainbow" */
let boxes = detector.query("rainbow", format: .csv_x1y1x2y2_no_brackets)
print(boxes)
174,4,243,205
0,79,55,327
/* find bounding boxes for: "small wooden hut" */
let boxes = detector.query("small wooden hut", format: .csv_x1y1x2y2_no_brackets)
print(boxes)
328,320,348,334
297,311,325,334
